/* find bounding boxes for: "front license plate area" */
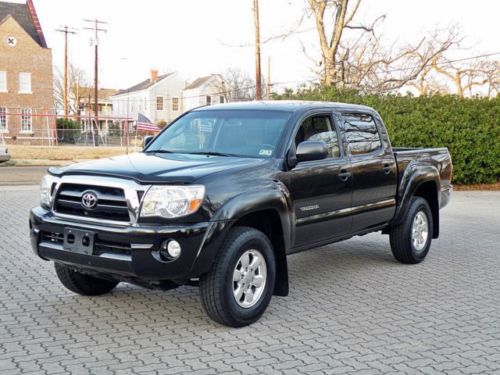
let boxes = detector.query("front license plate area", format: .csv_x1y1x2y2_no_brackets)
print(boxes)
63,228,95,255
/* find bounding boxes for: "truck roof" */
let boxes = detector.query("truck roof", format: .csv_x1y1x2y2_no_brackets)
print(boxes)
193,100,374,113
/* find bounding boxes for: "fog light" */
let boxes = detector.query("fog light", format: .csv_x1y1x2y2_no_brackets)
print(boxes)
167,240,181,258
159,239,181,260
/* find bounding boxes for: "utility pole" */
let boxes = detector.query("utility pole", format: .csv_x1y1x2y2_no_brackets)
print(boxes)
266,56,271,100
253,0,262,100
84,18,107,146
55,26,76,119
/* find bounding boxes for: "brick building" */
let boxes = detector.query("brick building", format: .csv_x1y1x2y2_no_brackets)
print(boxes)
0,0,54,144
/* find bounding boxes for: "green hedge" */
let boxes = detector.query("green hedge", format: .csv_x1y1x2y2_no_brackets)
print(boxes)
273,88,500,185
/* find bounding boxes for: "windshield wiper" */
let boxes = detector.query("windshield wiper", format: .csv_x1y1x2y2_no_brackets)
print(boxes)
186,151,240,157
144,149,175,153
145,150,239,157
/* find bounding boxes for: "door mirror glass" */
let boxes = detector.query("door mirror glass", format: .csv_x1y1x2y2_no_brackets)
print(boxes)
143,135,154,149
296,140,328,162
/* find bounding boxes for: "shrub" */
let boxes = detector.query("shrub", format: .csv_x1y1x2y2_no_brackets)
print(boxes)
56,118,82,144
273,88,499,185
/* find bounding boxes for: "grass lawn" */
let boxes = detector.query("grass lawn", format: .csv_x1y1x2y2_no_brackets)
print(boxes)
2,145,138,166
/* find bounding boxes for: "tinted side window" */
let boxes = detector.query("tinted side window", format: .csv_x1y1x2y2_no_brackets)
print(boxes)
295,115,340,158
342,113,381,155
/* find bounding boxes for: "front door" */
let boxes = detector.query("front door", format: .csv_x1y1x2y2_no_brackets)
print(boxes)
287,112,353,250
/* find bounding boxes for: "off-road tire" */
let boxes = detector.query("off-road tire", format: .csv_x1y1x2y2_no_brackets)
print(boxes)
199,226,276,327
389,197,433,264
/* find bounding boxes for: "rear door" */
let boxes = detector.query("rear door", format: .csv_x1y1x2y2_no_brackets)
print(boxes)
288,111,352,250
340,112,397,233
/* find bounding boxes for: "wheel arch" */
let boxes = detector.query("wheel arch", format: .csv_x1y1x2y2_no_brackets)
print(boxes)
413,181,439,239
191,186,292,296
228,208,289,296
391,163,440,239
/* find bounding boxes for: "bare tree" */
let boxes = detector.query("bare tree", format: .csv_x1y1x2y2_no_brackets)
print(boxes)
219,68,266,102
337,27,461,93
431,57,499,97
305,0,466,94
54,64,88,117
307,0,367,86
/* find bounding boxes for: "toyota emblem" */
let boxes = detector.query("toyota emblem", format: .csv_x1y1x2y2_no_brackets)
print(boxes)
81,191,98,210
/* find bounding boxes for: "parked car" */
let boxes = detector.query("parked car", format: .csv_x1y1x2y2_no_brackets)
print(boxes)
29,101,452,327
0,145,10,163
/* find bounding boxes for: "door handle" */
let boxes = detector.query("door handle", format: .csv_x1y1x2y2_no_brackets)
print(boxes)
338,169,351,182
383,163,392,175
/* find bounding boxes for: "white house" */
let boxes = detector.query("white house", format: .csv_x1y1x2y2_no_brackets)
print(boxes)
182,74,226,112
111,70,185,125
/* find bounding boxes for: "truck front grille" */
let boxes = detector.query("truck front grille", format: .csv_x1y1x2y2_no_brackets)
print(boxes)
54,183,130,222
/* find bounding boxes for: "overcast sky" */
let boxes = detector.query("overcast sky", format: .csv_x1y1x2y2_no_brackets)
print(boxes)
15,0,500,90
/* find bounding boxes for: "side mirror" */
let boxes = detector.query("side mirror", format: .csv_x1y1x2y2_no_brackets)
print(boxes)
143,135,154,148
296,140,328,163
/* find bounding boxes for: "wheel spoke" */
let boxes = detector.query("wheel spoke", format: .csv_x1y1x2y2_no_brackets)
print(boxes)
244,289,254,304
250,254,261,269
240,253,250,269
234,285,244,301
233,269,242,283
253,275,264,288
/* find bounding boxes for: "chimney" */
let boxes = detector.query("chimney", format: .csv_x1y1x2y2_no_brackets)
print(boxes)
150,69,159,82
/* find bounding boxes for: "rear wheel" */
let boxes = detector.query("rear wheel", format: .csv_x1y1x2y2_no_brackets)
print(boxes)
55,263,119,296
389,197,433,264
199,226,276,327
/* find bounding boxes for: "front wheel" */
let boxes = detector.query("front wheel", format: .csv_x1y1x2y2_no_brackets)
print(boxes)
389,197,433,264
55,263,119,296
199,226,276,327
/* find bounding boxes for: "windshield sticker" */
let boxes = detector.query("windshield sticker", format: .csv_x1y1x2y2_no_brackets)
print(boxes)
259,149,272,156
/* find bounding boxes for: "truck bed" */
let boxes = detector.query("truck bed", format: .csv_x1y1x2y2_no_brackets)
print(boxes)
393,147,453,191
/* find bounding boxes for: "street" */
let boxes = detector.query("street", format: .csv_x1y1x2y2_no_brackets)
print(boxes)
0,167,48,186
1,188,499,374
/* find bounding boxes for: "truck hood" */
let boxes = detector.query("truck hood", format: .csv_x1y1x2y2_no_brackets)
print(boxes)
50,152,268,184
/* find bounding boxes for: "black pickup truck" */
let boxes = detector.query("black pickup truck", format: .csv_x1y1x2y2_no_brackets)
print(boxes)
30,101,452,327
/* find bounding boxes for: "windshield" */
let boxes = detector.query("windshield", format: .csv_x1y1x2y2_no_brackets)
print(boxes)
146,110,292,158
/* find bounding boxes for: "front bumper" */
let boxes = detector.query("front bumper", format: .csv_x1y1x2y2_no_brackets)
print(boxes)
29,206,213,281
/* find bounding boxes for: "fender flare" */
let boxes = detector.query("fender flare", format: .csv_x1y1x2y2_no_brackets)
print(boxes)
391,161,440,236
189,182,292,296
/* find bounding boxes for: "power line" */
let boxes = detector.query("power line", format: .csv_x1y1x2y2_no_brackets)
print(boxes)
99,52,500,104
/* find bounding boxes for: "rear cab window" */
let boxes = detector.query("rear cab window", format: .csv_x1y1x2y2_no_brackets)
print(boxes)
341,113,382,155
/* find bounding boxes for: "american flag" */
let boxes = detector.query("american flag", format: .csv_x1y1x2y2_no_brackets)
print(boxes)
136,113,160,133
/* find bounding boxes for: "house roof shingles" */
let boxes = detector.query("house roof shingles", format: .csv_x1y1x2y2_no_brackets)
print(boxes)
184,74,222,90
0,0,47,48
113,72,175,96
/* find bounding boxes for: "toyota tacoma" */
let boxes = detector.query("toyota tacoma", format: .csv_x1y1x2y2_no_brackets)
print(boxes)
30,101,452,327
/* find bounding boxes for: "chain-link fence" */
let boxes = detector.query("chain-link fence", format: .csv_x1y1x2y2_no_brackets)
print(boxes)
0,108,155,147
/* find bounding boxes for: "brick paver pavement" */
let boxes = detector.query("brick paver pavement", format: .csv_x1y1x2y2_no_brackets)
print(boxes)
1,186,499,374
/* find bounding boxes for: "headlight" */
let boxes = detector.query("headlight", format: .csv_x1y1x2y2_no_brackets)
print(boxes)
40,174,58,208
141,185,205,218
